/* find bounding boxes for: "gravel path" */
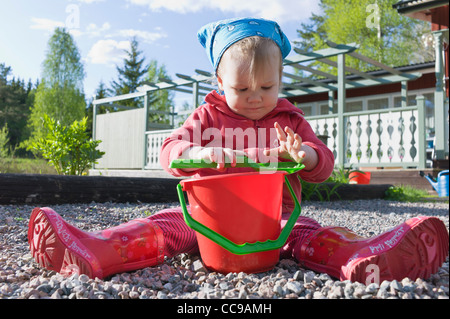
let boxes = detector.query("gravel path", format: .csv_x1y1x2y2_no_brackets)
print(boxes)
0,200,448,300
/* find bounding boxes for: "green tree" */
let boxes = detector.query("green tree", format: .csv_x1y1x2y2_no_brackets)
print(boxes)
107,38,175,127
0,63,35,155
0,123,9,158
109,37,148,107
27,27,86,147
85,80,108,137
295,0,432,72
146,60,175,125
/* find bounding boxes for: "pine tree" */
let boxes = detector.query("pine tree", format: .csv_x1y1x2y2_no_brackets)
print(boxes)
109,37,148,107
105,38,175,127
85,80,108,137
146,60,175,125
27,27,86,145
0,63,35,155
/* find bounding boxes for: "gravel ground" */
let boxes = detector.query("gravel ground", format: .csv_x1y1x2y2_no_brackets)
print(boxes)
0,199,448,300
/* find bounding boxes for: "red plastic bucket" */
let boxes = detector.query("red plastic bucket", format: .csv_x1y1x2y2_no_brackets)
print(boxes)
180,172,286,273
349,171,371,184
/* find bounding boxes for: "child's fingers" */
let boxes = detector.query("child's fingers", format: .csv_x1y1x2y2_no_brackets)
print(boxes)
284,126,295,136
283,126,296,153
263,147,280,158
210,148,226,170
293,133,302,151
233,149,247,157
222,148,237,167
206,147,243,170
274,122,287,142
208,147,219,163
294,150,306,163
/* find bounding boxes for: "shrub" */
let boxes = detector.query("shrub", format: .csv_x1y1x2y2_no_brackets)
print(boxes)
384,185,430,202
31,114,105,175
0,124,10,158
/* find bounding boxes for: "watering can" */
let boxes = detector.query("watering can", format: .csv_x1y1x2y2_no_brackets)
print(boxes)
419,170,449,197
169,156,305,273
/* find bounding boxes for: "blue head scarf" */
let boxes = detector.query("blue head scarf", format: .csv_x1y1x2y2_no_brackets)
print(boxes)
197,17,291,73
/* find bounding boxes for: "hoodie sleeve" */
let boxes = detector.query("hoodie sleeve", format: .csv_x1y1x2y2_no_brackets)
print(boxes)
295,115,335,183
159,107,208,177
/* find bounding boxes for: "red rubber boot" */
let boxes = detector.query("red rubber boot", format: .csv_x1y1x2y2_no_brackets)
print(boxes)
298,216,449,284
28,207,165,279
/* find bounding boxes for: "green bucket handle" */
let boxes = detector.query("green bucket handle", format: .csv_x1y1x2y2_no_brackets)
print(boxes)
173,157,304,255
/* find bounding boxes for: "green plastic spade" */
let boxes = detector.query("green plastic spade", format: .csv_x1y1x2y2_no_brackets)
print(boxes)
170,155,305,174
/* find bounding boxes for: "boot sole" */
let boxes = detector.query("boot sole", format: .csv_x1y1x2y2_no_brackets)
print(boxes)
341,217,449,284
28,207,102,279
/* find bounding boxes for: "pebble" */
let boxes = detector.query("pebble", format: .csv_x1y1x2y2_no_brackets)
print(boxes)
0,200,448,299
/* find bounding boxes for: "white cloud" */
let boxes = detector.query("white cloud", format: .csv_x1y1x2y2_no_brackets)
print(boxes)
126,0,319,22
87,39,130,65
75,0,106,3
114,27,167,44
30,17,112,38
86,22,112,37
30,17,64,31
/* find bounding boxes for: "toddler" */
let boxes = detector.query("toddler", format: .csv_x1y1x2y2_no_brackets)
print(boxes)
28,18,448,285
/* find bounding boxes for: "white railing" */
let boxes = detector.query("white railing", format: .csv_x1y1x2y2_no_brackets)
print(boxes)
308,96,427,168
145,129,174,169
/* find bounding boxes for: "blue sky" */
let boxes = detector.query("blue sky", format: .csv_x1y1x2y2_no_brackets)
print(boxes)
0,0,321,106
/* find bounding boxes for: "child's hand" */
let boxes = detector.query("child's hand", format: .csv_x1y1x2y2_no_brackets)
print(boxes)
264,122,319,170
181,147,245,171
264,122,305,163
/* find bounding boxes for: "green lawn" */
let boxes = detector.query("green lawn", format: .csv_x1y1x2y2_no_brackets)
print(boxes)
0,157,57,174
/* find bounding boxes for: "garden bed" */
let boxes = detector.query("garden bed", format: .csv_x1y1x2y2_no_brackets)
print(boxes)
0,173,181,205
0,173,392,205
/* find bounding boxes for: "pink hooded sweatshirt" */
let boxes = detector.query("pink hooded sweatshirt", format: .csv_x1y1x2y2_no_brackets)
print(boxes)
160,90,335,213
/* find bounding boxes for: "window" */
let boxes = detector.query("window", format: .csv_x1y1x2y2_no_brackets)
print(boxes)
368,98,389,110
394,95,417,107
424,93,435,135
320,104,332,114
301,105,312,116
345,100,363,112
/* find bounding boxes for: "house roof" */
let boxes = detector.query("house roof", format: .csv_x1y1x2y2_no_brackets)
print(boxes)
393,0,449,14
284,61,434,93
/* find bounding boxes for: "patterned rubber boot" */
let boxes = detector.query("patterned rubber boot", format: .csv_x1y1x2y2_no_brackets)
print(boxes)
298,216,449,284
28,207,165,279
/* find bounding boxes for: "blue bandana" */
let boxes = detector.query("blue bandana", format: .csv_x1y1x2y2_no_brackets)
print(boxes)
198,17,291,73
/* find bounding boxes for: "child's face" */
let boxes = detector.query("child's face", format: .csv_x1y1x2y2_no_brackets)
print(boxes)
217,51,281,121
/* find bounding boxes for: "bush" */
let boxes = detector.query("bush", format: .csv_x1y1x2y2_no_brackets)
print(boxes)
384,185,430,202
30,114,105,175
0,124,10,158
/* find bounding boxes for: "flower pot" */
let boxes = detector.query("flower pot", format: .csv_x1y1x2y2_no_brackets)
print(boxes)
349,171,371,184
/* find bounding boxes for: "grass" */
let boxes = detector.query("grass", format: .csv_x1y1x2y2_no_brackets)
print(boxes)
384,184,442,202
0,157,57,174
